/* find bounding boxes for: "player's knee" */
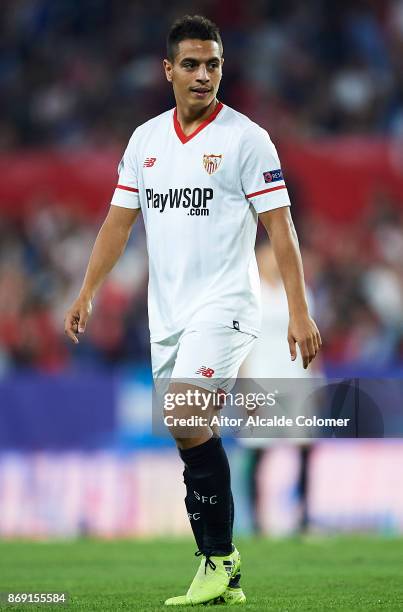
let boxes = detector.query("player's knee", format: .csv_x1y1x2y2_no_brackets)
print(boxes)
163,407,188,440
163,405,210,443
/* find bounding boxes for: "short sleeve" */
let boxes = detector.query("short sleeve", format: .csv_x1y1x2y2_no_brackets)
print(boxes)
111,132,140,210
240,125,291,214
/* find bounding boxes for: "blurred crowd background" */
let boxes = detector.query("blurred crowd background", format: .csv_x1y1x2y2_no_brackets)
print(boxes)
1,0,403,148
2,192,403,374
1,0,403,375
0,0,403,539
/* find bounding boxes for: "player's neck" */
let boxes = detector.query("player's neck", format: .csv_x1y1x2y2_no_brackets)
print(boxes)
175,99,218,136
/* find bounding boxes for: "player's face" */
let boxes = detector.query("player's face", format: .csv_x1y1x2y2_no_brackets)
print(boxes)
164,39,223,111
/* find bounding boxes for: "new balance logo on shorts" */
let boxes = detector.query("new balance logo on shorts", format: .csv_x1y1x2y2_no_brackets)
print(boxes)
196,366,215,378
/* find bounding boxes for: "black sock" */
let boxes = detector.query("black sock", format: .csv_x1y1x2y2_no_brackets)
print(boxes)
184,468,235,553
183,466,204,551
180,436,233,556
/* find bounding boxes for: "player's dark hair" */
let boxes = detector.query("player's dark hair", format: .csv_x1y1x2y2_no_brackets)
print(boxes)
167,15,223,61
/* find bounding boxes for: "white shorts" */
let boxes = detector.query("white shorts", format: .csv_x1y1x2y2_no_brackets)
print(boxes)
151,321,256,395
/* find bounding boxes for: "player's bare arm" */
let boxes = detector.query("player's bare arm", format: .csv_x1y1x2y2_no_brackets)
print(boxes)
259,206,322,369
64,205,140,344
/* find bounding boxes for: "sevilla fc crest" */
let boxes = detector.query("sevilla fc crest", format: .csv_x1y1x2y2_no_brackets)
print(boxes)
203,154,223,175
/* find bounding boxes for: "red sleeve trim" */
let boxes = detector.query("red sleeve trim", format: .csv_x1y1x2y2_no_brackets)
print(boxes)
116,184,139,193
246,185,286,199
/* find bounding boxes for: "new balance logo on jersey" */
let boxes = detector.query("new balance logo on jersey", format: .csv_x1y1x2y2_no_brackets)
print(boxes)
143,157,156,167
196,366,215,377
146,188,213,216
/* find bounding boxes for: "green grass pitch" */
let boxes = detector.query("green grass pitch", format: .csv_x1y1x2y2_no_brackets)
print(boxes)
0,537,402,611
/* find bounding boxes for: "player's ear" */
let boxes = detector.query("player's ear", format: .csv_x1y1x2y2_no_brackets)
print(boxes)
163,59,173,83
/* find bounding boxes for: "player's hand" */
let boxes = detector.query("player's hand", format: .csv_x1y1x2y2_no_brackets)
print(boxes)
64,296,93,344
288,314,322,369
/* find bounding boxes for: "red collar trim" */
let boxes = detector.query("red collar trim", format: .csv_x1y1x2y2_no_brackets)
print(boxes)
173,101,224,144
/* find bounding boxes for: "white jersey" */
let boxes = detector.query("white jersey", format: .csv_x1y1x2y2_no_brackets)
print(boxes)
111,102,291,342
